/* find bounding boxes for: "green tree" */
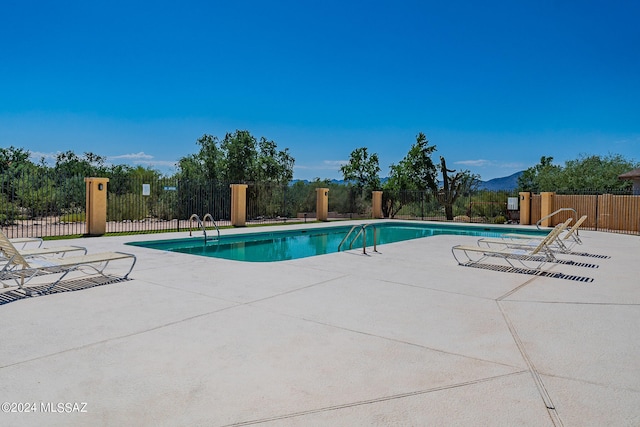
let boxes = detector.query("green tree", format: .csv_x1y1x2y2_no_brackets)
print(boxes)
381,163,411,218
560,154,638,191
178,131,294,184
0,146,41,207
177,153,206,181
340,147,381,193
105,164,135,196
257,137,295,184
54,151,107,177
197,134,223,181
221,130,258,182
518,154,638,192
175,134,220,182
400,132,439,192
0,146,32,173
517,156,562,192
382,133,438,217
52,151,107,212
13,173,59,218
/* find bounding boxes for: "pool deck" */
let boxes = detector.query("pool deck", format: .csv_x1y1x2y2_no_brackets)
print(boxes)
1,220,638,426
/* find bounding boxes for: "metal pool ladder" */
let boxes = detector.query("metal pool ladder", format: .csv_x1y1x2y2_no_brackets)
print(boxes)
338,224,378,254
536,208,578,230
189,213,221,243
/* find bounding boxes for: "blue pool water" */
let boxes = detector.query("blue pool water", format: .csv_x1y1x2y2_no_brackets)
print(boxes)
127,222,548,262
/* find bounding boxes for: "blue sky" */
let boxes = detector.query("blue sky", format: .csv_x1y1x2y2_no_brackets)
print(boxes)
1,0,639,181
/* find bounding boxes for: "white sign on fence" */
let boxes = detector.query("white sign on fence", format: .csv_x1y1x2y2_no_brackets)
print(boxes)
142,184,151,196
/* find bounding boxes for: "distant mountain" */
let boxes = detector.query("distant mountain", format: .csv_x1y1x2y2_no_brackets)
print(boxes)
477,171,523,191
291,171,523,191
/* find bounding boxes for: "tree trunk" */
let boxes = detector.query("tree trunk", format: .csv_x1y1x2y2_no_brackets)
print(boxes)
444,204,454,220
440,157,455,220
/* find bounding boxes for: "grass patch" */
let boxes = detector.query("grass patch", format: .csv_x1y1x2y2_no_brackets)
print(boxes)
43,235,84,241
60,213,86,222
25,219,339,240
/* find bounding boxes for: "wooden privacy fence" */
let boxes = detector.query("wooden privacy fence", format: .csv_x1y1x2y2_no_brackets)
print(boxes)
522,192,639,234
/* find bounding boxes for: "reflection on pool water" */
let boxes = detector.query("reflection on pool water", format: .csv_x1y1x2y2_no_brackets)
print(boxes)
127,222,547,262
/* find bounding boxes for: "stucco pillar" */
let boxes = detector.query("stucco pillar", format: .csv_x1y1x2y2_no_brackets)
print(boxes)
230,184,248,227
519,192,531,225
372,191,383,219
85,177,109,236
540,192,555,227
316,188,329,221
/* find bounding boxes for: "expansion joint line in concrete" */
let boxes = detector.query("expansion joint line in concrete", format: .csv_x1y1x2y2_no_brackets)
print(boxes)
0,303,243,370
222,371,528,427
497,300,564,426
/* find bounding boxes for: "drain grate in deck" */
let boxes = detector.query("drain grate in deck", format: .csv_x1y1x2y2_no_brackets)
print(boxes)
460,262,594,282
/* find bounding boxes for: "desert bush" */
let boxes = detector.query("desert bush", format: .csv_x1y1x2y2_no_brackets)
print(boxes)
493,215,507,224
107,193,149,221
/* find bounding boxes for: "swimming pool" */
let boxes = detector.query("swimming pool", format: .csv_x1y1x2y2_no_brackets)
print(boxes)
127,221,548,262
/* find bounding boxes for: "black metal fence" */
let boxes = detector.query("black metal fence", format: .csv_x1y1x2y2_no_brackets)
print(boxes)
382,189,519,224
0,174,372,238
106,178,233,234
246,182,369,224
2,171,638,238
0,170,87,238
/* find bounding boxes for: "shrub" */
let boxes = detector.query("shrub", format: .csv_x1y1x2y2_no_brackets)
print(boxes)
493,215,507,224
0,196,20,225
107,193,149,221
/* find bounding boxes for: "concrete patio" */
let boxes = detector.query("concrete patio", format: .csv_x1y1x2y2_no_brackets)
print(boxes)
1,221,638,426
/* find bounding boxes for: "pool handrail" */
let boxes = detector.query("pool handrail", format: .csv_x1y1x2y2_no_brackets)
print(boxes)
361,223,378,254
189,213,221,243
338,224,378,254
536,208,578,232
338,225,359,252
189,214,207,242
202,213,221,241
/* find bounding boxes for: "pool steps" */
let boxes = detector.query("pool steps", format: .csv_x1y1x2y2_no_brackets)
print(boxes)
338,224,378,254
188,214,221,243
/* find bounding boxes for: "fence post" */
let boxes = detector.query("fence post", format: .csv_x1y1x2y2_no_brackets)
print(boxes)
540,192,555,227
519,192,531,225
230,184,248,227
316,188,329,221
371,191,383,219
85,177,109,236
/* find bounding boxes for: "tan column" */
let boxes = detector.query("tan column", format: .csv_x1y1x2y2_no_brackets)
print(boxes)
85,177,109,236
230,184,248,227
372,191,383,219
519,192,531,225
316,188,329,221
540,192,555,227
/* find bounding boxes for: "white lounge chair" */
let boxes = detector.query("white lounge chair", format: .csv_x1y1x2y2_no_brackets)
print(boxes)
8,236,43,249
0,233,136,296
477,218,576,253
452,221,570,270
1,231,87,263
497,215,588,252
